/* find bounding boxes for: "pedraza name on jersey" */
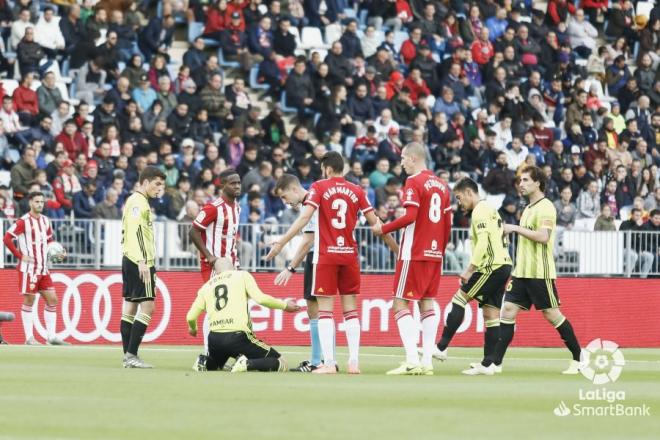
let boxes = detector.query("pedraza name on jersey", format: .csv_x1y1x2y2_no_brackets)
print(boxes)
423,179,448,193
322,186,359,203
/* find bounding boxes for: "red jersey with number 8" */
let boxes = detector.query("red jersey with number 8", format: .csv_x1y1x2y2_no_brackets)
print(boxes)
399,170,452,261
305,177,373,265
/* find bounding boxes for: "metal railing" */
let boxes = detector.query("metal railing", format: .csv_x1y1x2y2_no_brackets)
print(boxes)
1,219,658,278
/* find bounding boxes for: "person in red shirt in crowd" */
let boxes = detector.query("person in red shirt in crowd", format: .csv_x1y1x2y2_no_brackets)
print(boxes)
52,159,81,214
400,27,426,66
385,71,405,100
403,67,431,105
471,27,494,66
529,115,555,151
372,142,452,375
226,0,247,31
581,0,608,24
203,0,231,40
12,73,39,126
55,119,88,161
546,0,576,26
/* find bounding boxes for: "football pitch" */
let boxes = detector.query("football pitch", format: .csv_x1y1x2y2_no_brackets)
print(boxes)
1,345,658,440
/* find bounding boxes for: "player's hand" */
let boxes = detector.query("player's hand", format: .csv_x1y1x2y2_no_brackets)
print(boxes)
206,255,218,266
274,269,293,286
371,221,383,236
138,261,151,293
188,327,197,337
21,254,34,264
265,242,283,261
284,299,300,312
503,224,517,235
459,270,472,286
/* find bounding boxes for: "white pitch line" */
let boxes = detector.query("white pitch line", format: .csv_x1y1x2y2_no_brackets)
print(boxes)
2,344,659,364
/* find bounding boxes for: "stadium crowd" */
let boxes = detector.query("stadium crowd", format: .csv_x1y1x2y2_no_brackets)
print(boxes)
0,0,658,272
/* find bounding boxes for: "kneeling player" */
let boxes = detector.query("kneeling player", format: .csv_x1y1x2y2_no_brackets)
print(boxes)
186,258,300,372
433,178,512,375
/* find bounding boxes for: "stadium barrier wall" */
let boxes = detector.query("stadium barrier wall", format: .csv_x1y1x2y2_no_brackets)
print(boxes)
0,269,658,347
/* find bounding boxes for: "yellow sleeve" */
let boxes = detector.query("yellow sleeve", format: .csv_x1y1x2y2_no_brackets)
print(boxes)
243,272,287,310
469,204,491,267
537,201,556,230
123,197,149,262
186,287,208,331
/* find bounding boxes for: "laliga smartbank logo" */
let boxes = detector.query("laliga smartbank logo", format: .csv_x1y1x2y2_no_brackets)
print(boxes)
553,339,651,417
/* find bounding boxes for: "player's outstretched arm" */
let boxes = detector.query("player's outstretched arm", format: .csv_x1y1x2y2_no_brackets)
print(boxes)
186,292,206,337
274,233,314,286
365,210,399,255
265,205,315,261
503,223,551,244
244,272,300,312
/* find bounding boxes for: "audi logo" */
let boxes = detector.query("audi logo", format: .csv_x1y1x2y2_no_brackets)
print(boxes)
32,273,172,343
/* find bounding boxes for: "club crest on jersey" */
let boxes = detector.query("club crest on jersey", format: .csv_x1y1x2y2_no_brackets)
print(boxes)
337,236,345,247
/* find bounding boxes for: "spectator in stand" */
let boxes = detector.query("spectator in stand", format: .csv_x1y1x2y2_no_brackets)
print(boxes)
482,151,515,195
554,186,577,229
138,14,175,62
594,204,616,231
56,119,87,161
471,27,494,66
12,73,39,126
369,157,394,189
16,26,50,78
53,158,81,214
37,72,63,118
76,57,108,106
620,208,655,277
73,180,97,219
10,146,36,200
576,179,601,219
93,187,120,219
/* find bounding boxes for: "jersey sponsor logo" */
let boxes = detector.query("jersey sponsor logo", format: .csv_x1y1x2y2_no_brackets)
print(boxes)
322,185,359,203
337,236,345,247
423,250,443,258
30,273,171,343
431,240,437,251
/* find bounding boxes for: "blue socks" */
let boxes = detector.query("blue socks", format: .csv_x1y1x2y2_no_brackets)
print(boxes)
310,318,322,366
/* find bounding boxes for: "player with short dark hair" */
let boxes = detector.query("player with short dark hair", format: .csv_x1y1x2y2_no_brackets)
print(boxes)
266,152,398,374
120,166,166,368
273,173,326,372
186,258,300,372
3,191,68,345
189,168,242,370
440,177,513,375
371,143,451,375
471,165,582,375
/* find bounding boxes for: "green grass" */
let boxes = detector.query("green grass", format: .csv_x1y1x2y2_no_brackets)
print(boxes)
1,345,659,440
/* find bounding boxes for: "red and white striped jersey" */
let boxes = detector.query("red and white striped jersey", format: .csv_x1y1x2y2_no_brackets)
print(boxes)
305,177,373,265
192,196,241,267
398,170,452,261
7,213,53,275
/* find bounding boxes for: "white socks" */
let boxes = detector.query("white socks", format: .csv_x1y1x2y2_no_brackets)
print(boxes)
21,304,33,341
343,310,360,365
395,309,419,365
317,311,336,366
203,314,210,355
421,310,439,367
44,304,57,340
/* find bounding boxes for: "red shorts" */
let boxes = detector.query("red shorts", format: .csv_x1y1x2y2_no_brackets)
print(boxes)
312,261,361,296
18,271,54,295
392,260,442,301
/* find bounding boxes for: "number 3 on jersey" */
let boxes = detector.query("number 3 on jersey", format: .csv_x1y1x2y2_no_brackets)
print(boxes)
214,284,229,311
331,199,348,229
429,193,442,223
